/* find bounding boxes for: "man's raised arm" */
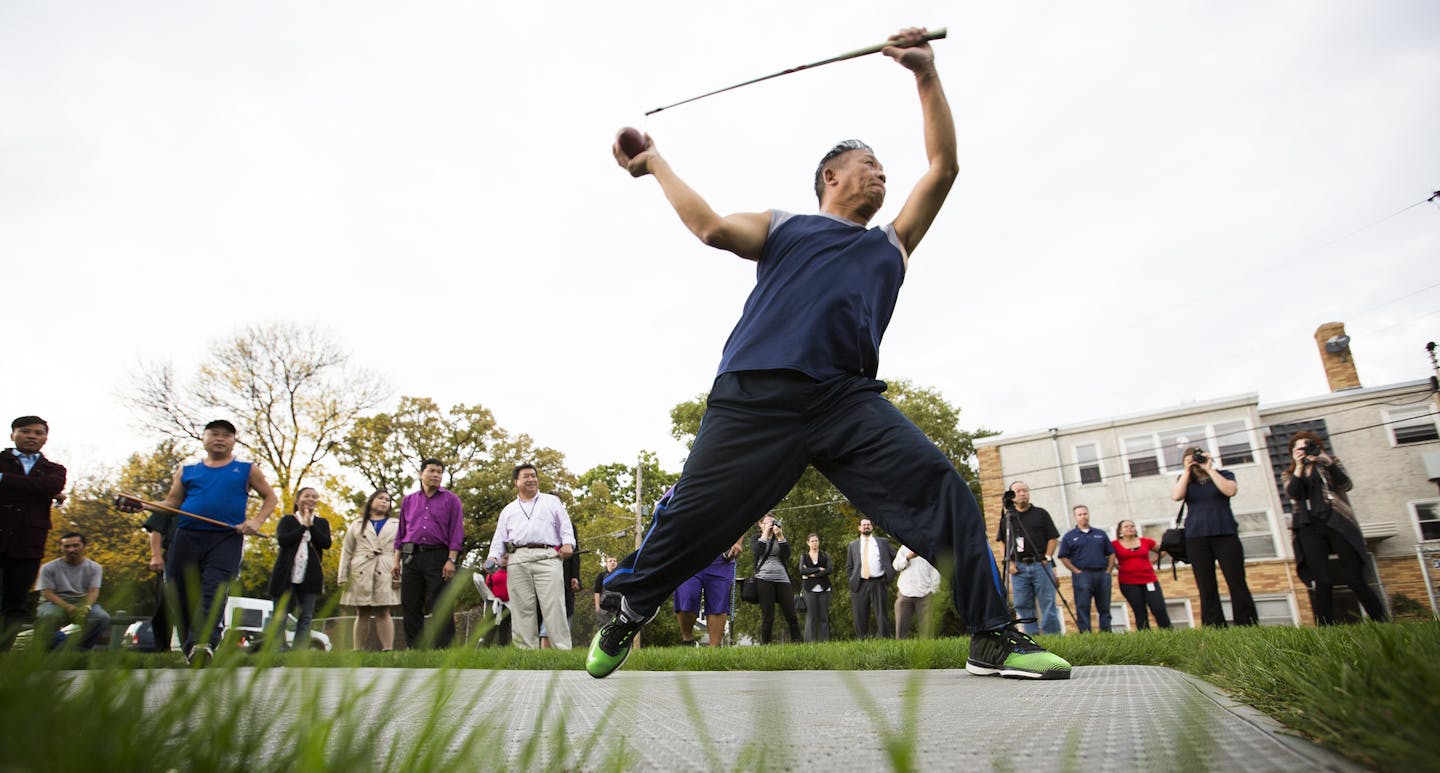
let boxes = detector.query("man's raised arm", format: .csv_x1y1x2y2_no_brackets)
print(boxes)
613,137,770,260
888,27,959,256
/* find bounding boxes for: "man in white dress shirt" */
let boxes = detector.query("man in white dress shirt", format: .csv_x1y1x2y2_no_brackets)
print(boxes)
487,464,576,649
893,544,941,639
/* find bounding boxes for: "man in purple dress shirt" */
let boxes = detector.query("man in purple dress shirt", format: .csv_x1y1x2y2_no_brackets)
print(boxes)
393,458,464,648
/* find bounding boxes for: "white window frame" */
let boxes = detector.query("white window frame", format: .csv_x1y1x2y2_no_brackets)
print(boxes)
1121,435,1162,479
1384,406,1440,447
1121,418,1260,480
1108,601,1131,632
1410,498,1440,544
1213,419,1258,467
1235,508,1281,561
1223,593,1297,627
1073,442,1104,486
1165,598,1194,629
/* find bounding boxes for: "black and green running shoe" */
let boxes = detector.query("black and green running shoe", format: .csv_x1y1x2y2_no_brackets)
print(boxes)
966,624,1071,680
586,602,653,679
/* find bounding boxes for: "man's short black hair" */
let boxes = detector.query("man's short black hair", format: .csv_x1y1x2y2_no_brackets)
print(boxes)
203,419,238,435
10,416,48,431
512,462,537,481
60,532,86,545
813,139,873,203
420,458,445,473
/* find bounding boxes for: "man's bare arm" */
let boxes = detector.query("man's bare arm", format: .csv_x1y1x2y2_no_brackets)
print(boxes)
158,468,186,510
614,137,770,260
240,466,279,535
888,27,959,256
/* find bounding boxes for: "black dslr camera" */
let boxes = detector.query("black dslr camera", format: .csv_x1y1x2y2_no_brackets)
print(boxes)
1001,489,1016,510
1303,441,1322,457
1191,450,1208,465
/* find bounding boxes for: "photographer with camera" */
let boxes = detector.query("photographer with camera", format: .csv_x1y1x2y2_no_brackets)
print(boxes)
995,482,1061,636
1172,447,1256,627
1282,433,1388,624
751,514,801,644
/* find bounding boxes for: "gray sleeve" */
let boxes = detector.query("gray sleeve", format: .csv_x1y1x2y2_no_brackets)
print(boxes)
89,561,103,589
883,223,909,265
768,210,792,237
36,562,55,591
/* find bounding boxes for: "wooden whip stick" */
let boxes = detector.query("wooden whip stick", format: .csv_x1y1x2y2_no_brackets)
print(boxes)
114,493,273,539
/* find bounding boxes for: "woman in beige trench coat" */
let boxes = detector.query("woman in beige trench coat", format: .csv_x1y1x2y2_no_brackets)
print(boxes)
339,490,402,650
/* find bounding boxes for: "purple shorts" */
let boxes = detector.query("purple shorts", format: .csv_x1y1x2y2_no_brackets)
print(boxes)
674,557,736,615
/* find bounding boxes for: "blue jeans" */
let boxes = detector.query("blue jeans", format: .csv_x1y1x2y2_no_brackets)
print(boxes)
1011,561,1061,635
36,601,111,650
277,588,318,650
1071,570,1112,632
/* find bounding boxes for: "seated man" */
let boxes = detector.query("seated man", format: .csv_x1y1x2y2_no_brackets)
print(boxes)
36,532,110,650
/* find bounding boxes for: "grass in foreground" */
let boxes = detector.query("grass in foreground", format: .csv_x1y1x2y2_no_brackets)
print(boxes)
7,622,1437,771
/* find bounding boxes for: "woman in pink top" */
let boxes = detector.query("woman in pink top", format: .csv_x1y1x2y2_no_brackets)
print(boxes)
1112,520,1172,629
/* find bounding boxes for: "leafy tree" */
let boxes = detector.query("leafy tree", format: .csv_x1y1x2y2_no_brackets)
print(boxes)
128,321,388,512
337,398,574,566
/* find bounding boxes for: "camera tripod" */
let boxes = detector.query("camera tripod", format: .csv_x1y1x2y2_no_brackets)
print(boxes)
999,497,1079,632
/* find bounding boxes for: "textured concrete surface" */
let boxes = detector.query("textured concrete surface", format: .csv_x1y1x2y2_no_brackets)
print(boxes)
135,665,1359,771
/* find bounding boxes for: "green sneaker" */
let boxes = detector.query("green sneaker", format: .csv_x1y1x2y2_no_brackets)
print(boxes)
585,604,651,679
966,625,1071,680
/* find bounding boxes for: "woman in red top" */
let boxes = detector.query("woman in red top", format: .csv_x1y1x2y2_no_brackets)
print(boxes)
1112,520,1172,629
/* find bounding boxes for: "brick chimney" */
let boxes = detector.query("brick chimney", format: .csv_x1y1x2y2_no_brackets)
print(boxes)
1314,322,1360,391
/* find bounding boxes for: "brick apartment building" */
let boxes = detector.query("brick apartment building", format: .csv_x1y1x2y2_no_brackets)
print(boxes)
974,324,1440,629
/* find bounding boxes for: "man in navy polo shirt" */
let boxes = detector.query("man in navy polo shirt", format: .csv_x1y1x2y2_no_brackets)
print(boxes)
1057,505,1116,633
594,27,1070,681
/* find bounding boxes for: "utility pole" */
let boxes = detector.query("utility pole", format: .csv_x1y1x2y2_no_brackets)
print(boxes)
632,454,645,648
634,455,645,551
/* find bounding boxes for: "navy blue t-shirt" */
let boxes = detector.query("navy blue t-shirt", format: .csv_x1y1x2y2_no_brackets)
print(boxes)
1057,527,1114,570
1181,469,1239,538
716,211,906,380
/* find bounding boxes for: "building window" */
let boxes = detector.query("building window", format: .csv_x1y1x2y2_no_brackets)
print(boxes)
1075,443,1102,485
1236,510,1279,559
1223,594,1296,626
1166,599,1194,629
1387,406,1440,446
1109,602,1132,632
1157,426,1206,471
1214,420,1255,466
1123,435,1160,478
1412,499,1440,542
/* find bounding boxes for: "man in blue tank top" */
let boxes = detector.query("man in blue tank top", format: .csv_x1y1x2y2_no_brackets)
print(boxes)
121,419,278,665
590,27,1070,681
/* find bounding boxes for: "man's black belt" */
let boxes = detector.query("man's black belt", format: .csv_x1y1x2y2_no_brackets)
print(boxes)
1017,556,1047,563
413,543,448,552
513,543,554,550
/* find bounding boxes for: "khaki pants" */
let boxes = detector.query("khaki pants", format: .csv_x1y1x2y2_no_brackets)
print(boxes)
507,547,571,649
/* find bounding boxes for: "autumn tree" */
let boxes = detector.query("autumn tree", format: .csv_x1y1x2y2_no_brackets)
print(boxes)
337,398,574,563
128,321,388,512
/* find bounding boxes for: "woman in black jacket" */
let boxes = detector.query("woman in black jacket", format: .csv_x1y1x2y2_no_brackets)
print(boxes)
752,513,801,643
1282,432,1388,624
269,487,332,650
798,533,833,642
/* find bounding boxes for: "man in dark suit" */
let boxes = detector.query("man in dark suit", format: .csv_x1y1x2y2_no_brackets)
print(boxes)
0,416,68,650
847,518,897,638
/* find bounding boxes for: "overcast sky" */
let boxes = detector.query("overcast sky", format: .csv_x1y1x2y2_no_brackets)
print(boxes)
5,1,1438,484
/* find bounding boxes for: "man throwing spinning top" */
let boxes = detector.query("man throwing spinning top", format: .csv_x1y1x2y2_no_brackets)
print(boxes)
595,27,1069,680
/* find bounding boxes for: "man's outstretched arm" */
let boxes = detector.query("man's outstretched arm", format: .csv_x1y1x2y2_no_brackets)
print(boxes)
888,27,959,256
614,137,770,260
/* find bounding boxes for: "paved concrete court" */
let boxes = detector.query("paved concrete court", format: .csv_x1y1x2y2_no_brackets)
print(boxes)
139,665,1358,771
